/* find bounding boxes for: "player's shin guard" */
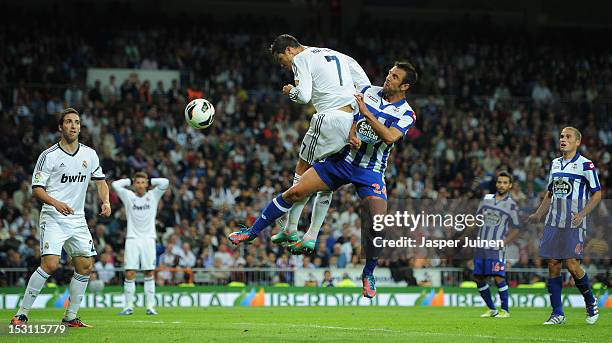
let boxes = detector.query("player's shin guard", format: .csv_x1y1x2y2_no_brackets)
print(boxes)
477,282,497,310
65,272,90,321
144,277,156,310
17,267,49,317
547,276,564,316
496,280,509,311
574,272,596,306
250,195,292,235
303,190,332,241
124,279,136,309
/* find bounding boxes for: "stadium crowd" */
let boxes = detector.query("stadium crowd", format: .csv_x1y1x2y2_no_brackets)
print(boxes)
0,13,610,287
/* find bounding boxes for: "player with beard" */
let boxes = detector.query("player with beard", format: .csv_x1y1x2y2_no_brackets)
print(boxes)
11,108,111,328
472,171,521,318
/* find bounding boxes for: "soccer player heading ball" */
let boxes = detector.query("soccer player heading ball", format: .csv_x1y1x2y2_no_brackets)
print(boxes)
11,108,111,328
229,34,417,298
528,127,602,325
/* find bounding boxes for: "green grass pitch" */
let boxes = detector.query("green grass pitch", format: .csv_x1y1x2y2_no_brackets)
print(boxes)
1,307,609,342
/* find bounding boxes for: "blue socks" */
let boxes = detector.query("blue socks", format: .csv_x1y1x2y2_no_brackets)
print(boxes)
363,258,378,276
250,195,291,235
496,280,509,311
477,282,496,310
547,276,564,316
574,273,595,306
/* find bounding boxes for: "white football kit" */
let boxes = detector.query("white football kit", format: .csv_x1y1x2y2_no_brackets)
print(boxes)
288,47,371,164
112,178,169,270
32,143,106,257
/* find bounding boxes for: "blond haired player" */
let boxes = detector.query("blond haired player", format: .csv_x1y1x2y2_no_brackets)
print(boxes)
113,172,169,315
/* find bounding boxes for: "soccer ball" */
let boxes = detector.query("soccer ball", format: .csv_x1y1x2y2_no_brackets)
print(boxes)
185,98,215,129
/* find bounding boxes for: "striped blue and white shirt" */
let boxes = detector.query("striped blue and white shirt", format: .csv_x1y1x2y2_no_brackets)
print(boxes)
343,85,415,173
477,194,521,252
545,152,601,229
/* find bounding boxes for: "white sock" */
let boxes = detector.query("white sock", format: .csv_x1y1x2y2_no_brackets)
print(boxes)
284,173,310,233
144,276,156,310
124,279,135,309
303,191,332,241
64,272,90,321
17,267,49,316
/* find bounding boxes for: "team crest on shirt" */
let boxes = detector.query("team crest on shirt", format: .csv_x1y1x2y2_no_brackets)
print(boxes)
82,160,88,169
571,164,578,170
484,210,502,226
34,171,42,183
44,241,49,250
552,178,572,198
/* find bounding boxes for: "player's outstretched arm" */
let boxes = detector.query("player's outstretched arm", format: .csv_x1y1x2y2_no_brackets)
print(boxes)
527,191,552,223
96,180,111,217
32,187,74,216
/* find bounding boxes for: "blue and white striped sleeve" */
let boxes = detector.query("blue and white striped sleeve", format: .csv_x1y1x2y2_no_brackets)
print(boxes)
392,110,416,134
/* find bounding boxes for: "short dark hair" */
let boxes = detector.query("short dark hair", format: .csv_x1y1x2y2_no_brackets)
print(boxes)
496,170,513,184
269,34,301,55
58,107,80,126
394,61,418,86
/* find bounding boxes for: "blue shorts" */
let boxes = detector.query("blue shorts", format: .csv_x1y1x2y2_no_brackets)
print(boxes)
313,156,387,200
473,258,506,277
539,225,585,260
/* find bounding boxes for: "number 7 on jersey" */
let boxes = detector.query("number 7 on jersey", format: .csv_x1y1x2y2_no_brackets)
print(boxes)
325,55,343,86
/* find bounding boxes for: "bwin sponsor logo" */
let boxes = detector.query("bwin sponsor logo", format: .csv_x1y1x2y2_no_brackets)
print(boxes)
132,203,151,211
60,172,87,183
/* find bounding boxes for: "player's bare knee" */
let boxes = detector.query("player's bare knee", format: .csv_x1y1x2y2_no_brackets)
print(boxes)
284,187,305,203
144,270,154,278
474,275,485,283
494,276,505,284
41,260,59,274
125,270,137,280
75,258,94,275
565,259,583,276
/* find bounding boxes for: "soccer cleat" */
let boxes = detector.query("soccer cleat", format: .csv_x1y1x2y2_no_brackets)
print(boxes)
10,314,28,326
228,225,257,245
271,230,299,245
543,314,566,325
362,273,377,298
62,317,92,328
586,300,599,325
287,239,316,255
480,309,499,317
118,308,134,315
495,309,510,318
146,308,158,315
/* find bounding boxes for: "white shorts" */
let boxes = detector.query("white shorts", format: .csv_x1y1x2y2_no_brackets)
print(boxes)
299,109,353,165
124,237,156,271
39,212,96,257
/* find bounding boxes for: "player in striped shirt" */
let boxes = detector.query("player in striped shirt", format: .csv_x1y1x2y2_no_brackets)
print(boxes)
528,127,602,325
230,62,417,298
473,171,520,318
